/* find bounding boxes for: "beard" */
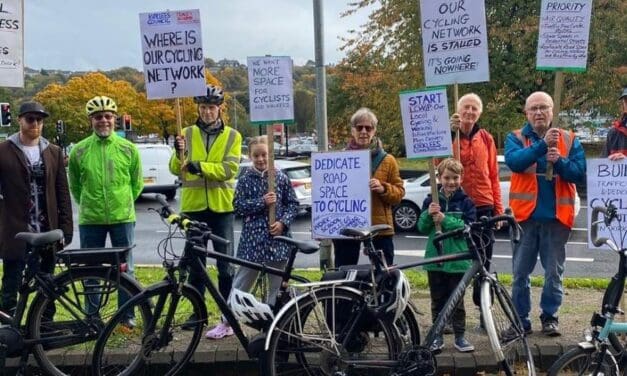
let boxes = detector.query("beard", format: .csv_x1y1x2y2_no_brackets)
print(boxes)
23,127,41,140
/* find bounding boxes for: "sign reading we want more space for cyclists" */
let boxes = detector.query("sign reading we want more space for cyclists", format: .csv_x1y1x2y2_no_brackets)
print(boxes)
247,56,294,124
139,9,206,99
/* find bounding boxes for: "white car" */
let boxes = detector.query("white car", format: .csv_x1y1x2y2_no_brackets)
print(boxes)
392,156,580,232
136,143,179,200
237,159,312,212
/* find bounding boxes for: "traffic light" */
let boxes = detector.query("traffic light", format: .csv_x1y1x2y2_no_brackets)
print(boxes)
0,103,11,127
123,114,132,131
56,120,64,134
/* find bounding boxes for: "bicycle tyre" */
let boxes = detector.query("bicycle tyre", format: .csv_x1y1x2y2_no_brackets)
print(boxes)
547,346,621,376
481,278,536,375
27,267,148,376
92,282,206,376
265,286,400,376
395,301,421,350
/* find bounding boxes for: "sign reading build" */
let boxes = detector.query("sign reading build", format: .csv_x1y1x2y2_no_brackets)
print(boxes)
0,0,24,88
247,56,294,124
139,9,206,99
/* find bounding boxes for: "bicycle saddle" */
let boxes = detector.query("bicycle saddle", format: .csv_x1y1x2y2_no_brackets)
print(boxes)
340,224,392,239
15,229,63,246
274,236,319,254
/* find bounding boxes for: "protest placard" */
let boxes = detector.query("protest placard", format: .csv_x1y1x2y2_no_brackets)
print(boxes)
399,87,452,159
0,0,24,88
247,56,294,124
311,150,371,239
419,0,489,86
139,9,206,99
586,159,627,249
536,0,592,71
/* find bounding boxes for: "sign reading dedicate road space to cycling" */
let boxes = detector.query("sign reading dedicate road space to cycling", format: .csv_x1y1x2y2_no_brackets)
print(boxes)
139,9,206,99
311,150,371,239
399,87,452,159
419,0,489,86
247,56,294,124
586,159,627,250
0,0,24,88
536,0,592,71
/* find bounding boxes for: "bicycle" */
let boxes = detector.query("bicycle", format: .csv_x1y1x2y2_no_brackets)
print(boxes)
547,203,627,375
91,195,320,376
264,212,536,375
0,229,147,376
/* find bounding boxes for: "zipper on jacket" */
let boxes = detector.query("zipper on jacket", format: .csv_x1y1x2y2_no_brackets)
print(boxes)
101,140,110,224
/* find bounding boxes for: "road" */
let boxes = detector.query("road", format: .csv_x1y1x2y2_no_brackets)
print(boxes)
65,193,617,278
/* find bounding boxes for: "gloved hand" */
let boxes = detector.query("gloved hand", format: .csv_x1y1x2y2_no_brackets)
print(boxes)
186,161,202,175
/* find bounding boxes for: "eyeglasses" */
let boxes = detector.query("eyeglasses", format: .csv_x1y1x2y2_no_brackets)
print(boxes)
353,125,374,132
526,105,552,114
24,116,44,124
92,113,115,121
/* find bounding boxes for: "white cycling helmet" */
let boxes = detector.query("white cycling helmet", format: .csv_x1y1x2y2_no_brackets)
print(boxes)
379,270,410,322
228,288,274,327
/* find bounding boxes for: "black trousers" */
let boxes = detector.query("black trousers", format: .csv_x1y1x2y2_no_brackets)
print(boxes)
472,206,495,307
1,250,55,314
428,271,467,338
332,235,395,268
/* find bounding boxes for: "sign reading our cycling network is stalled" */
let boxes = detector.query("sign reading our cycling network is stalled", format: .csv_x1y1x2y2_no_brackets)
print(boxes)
536,0,592,71
247,56,294,124
399,86,452,159
311,150,371,239
419,0,489,86
0,0,24,88
139,9,206,99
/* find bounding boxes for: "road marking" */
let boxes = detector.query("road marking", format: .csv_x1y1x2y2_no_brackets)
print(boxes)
404,235,589,246
396,250,593,262
395,250,425,257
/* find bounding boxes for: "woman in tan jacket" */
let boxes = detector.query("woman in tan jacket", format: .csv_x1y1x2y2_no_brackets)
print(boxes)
332,107,405,266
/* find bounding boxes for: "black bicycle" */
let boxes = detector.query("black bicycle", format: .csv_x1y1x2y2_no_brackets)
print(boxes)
547,204,627,375
264,212,536,376
91,195,320,376
0,230,146,376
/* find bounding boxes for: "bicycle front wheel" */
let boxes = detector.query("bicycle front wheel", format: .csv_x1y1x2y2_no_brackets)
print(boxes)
265,286,400,376
481,278,536,375
27,267,148,376
92,282,206,376
547,346,621,376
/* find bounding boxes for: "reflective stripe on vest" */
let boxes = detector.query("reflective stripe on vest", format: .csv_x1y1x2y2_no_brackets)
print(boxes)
509,129,576,228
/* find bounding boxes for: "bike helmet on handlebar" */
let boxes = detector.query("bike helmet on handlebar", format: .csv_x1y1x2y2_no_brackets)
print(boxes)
379,269,410,322
193,85,225,105
228,288,274,329
85,96,118,116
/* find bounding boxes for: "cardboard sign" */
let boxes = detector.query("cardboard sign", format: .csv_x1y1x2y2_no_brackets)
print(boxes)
399,87,452,159
419,0,490,86
536,0,592,71
586,159,627,249
311,150,371,238
247,56,294,124
0,0,24,88
139,9,206,99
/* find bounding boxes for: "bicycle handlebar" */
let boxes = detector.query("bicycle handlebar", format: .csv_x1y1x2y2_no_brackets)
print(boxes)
590,205,612,248
432,212,520,256
154,194,230,246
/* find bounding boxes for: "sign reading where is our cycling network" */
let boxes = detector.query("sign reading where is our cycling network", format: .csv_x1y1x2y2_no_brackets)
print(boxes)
311,150,371,239
536,0,592,71
0,0,24,88
139,9,206,99
586,159,627,250
399,87,452,159
419,0,490,86
247,56,294,124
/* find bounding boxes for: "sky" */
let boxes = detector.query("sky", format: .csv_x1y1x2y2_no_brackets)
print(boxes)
24,0,373,71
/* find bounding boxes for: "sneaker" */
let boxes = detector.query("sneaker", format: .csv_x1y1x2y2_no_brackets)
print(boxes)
454,337,475,352
501,325,532,341
205,322,234,339
443,324,454,335
541,317,561,337
429,336,444,352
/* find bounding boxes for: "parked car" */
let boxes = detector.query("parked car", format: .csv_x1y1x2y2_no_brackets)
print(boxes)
136,143,179,200
392,156,580,232
236,159,312,213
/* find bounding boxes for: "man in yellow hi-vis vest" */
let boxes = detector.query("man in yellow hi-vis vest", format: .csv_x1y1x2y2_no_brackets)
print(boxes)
170,85,242,338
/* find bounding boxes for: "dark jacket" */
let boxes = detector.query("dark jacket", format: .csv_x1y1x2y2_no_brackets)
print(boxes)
0,134,73,260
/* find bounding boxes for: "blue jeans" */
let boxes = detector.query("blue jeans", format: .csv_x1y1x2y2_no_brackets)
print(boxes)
511,220,570,329
79,223,136,316
183,210,234,300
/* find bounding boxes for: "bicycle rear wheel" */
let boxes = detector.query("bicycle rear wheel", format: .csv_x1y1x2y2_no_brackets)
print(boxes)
547,346,621,376
481,278,536,375
27,267,148,376
265,286,400,376
92,282,206,376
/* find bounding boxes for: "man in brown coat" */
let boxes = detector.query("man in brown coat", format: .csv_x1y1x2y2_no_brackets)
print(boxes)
0,101,73,313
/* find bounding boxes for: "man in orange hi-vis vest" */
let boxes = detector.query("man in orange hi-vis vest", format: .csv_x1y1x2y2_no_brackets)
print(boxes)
504,91,586,337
